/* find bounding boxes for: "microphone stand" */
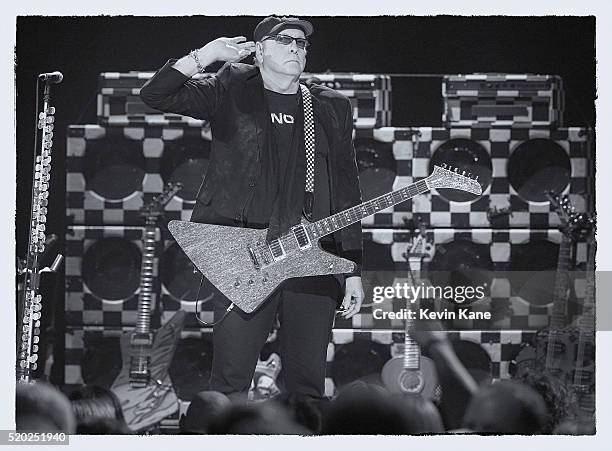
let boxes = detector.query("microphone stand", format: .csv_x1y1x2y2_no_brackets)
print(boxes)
17,73,63,383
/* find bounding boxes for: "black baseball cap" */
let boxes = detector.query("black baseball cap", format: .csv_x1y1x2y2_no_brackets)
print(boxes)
253,16,314,42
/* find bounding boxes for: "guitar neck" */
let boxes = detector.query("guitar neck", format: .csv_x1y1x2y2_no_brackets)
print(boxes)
404,256,424,370
549,236,573,329
572,240,596,387
135,223,157,334
133,183,182,335
308,179,430,239
577,240,596,334
403,315,421,370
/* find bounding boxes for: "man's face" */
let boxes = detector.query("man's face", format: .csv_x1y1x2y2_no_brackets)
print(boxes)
258,28,307,77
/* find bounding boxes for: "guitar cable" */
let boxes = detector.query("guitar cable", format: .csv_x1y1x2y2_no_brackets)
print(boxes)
192,274,234,327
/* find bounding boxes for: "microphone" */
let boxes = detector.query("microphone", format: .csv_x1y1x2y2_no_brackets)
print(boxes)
38,71,64,84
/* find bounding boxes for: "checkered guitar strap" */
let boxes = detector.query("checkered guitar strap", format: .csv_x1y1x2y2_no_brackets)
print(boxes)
300,83,315,221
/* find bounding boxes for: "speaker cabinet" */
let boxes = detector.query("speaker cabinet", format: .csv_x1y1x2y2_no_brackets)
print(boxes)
335,228,589,331
65,225,161,327
66,125,212,225
63,328,212,401
325,329,536,396
63,328,532,399
158,237,220,330
355,126,592,228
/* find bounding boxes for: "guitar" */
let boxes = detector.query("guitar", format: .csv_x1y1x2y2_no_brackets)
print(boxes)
168,165,481,313
111,182,185,432
569,228,596,422
513,194,593,378
539,194,594,377
381,226,439,398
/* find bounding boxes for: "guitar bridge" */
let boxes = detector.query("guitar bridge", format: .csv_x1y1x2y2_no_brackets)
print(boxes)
247,245,261,269
129,371,150,388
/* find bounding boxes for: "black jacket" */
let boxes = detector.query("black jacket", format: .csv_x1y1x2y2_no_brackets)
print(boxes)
140,60,363,271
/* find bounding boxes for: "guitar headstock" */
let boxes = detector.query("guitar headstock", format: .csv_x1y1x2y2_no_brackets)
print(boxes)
404,221,434,261
547,192,595,241
140,182,183,220
427,164,483,196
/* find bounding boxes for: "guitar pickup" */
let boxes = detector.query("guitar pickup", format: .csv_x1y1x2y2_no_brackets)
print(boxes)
130,332,153,347
129,364,151,388
291,224,311,250
268,239,286,262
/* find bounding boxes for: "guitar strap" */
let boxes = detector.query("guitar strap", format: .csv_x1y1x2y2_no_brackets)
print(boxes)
300,83,315,221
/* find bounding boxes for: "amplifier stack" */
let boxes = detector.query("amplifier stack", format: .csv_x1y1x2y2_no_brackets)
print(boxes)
63,70,595,401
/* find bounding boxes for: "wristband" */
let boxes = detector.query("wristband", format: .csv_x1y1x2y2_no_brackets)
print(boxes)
189,49,206,73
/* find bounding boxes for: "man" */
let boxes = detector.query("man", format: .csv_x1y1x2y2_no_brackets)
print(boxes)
140,16,364,401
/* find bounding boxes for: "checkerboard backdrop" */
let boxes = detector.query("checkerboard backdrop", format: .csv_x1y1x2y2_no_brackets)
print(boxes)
355,126,592,228
334,228,589,331
65,225,162,327
65,226,589,331
63,327,536,398
66,125,212,225
97,71,391,129
67,125,593,229
65,225,220,329
63,327,212,400
158,237,218,330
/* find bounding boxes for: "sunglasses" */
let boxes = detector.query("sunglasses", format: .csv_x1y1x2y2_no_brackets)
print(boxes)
263,34,309,50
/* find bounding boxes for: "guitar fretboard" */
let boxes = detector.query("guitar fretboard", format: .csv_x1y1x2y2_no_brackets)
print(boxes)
545,235,576,371
578,241,596,333
549,237,573,330
135,225,157,334
573,240,596,388
308,179,430,239
404,255,424,370
403,316,421,370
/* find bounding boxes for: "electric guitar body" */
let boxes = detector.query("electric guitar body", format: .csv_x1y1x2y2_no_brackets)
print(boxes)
111,310,185,431
168,220,355,314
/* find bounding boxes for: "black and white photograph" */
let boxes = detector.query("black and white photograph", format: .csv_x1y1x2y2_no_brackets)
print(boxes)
4,1,611,448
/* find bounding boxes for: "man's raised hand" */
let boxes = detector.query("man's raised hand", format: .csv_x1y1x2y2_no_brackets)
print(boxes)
200,36,255,64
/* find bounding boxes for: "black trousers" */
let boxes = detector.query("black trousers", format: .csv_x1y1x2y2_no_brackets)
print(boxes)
209,275,341,400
